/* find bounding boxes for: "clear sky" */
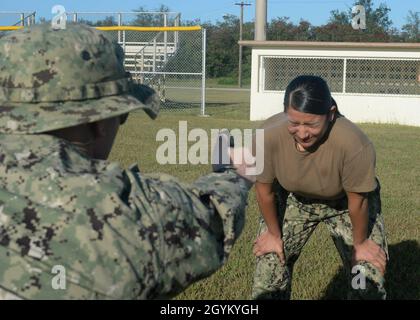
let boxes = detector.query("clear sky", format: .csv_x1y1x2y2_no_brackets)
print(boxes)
1,0,419,30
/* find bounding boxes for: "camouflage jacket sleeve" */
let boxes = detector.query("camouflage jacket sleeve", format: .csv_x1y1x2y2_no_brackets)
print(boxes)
124,165,252,299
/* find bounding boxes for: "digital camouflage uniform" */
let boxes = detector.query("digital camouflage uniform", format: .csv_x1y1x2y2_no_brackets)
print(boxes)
252,180,389,300
0,24,252,299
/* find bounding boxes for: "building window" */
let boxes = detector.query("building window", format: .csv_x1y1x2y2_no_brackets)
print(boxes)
263,57,344,92
262,56,420,95
346,59,420,95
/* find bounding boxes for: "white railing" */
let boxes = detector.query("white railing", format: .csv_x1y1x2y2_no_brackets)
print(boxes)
0,11,36,26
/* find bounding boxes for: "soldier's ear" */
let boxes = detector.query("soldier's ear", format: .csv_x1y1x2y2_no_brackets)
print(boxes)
329,105,337,122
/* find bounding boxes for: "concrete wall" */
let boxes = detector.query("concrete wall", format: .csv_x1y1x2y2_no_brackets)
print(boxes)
250,46,420,126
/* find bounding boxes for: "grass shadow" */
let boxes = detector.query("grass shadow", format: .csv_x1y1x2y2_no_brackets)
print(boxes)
321,240,420,300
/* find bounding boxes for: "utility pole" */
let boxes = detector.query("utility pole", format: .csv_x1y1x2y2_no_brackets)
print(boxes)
235,1,251,88
255,0,267,41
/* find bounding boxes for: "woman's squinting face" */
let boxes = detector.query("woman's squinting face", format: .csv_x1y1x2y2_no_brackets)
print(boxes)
286,107,330,150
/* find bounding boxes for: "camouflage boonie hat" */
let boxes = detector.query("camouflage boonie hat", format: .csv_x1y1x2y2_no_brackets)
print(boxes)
0,23,159,134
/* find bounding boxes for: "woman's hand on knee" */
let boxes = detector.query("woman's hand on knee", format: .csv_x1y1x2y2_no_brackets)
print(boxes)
352,239,387,275
253,230,286,266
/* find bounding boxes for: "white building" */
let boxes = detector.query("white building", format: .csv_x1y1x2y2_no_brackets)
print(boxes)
240,41,420,126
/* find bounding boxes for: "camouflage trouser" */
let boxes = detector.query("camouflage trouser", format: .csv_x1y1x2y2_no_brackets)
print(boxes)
252,179,389,300
0,288,21,300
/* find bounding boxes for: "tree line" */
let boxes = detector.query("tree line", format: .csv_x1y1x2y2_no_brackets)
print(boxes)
39,1,420,80
199,0,419,80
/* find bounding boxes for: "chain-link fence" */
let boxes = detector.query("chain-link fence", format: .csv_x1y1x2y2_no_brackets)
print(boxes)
101,27,206,114
68,12,182,70
135,29,205,114
0,11,207,114
262,56,420,96
70,12,206,114
68,11,182,71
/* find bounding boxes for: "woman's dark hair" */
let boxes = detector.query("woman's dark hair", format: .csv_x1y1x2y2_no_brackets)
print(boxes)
283,75,340,116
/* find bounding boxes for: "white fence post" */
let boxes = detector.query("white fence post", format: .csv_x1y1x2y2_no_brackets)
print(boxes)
153,38,157,73
164,14,168,63
118,13,122,44
201,28,207,116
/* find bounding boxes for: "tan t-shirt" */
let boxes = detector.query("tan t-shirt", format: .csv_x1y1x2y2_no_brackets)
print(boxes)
257,112,377,200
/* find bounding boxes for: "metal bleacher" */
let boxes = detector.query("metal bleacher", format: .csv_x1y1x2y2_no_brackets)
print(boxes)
129,32,178,82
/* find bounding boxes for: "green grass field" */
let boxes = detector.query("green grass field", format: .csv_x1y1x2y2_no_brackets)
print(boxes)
109,88,420,300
